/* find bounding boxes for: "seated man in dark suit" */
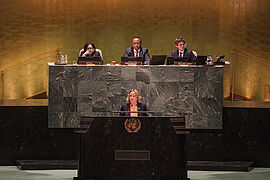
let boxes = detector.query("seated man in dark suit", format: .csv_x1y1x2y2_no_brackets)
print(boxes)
171,36,196,62
124,37,150,65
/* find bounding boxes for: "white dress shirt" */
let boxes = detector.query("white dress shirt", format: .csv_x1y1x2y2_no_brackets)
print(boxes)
179,50,184,57
133,49,140,57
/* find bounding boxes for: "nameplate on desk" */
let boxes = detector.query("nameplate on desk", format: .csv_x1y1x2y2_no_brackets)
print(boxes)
54,62,67,65
77,61,100,65
77,56,101,65
121,57,143,65
174,62,195,65
115,150,150,160
121,61,142,65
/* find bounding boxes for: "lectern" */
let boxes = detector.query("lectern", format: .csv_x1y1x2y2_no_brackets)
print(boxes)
74,117,187,180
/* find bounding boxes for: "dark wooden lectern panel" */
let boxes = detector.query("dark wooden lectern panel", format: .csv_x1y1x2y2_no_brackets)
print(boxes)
75,117,186,180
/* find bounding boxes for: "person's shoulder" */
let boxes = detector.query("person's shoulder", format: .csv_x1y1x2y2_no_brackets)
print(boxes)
121,103,129,109
94,51,100,56
142,47,148,51
171,49,178,53
141,48,149,54
185,48,192,54
125,47,132,52
139,103,147,109
79,50,85,57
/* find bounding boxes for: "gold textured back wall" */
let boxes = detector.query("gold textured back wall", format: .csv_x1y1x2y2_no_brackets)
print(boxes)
0,0,269,100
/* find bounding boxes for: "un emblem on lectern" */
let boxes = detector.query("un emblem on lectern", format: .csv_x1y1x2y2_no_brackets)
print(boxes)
124,118,141,133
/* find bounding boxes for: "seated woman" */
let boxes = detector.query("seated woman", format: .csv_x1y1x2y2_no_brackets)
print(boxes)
79,42,103,64
120,89,148,117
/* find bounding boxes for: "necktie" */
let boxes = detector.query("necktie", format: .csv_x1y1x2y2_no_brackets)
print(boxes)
180,52,183,57
136,51,138,57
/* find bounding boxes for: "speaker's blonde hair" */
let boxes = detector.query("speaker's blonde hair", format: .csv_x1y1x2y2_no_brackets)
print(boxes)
126,89,141,103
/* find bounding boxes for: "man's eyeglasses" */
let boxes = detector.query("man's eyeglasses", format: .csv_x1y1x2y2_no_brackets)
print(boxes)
178,43,185,46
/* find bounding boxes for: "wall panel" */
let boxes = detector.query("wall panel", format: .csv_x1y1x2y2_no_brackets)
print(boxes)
0,0,269,100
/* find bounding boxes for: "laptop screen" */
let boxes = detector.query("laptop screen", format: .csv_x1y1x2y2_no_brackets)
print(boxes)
196,56,207,65
150,55,167,65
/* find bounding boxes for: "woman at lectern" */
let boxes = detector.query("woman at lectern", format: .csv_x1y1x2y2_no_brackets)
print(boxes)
79,42,103,64
120,89,148,117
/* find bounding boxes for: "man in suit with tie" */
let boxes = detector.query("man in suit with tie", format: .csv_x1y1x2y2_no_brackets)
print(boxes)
171,36,196,62
124,37,150,65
